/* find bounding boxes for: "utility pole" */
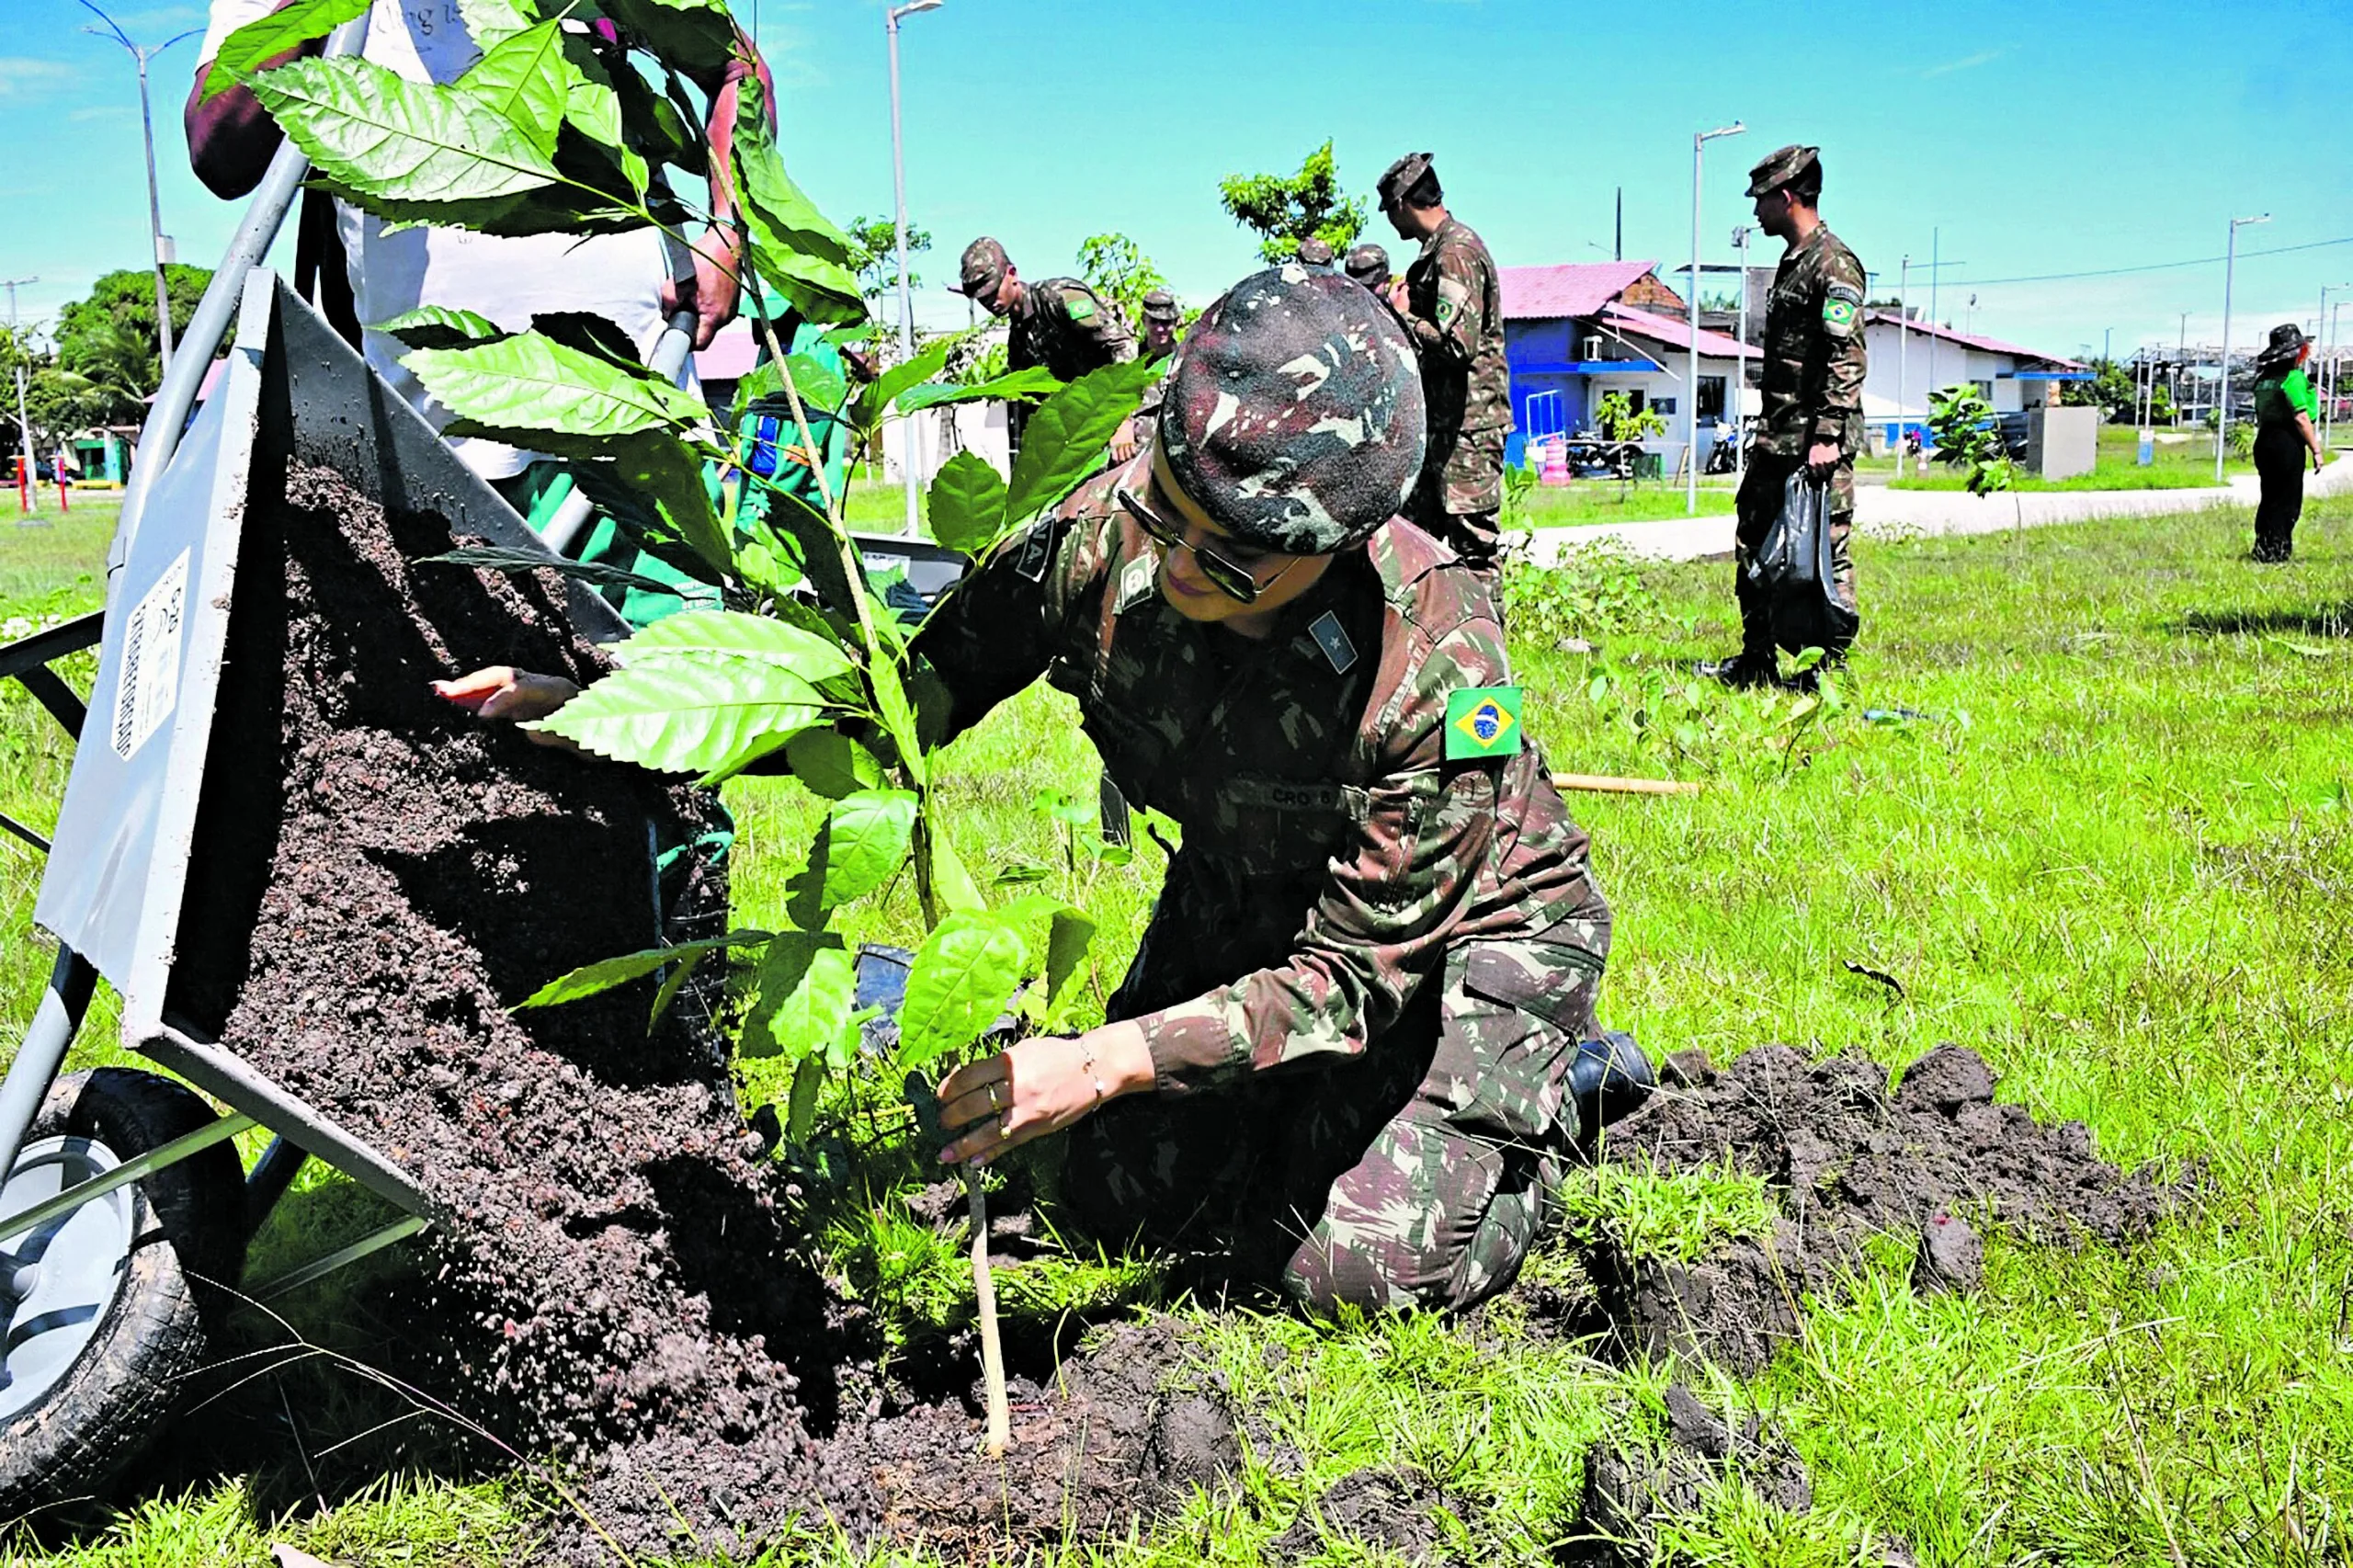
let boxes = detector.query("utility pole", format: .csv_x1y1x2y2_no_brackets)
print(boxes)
885,0,943,537
80,3,202,381
2216,213,2268,483
2176,312,2188,426
2327,301,2347,448
4,277,35,518
2320,283,2352,449
1614,187,1622,261
1895,256,1909,475
1687,121,1745,516
1731,222,1751,482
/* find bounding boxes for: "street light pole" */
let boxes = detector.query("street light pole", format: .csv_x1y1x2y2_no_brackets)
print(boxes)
80,3,201,381
1688,121,1744,516
885,0,943,539
2319,283,2352,449
2176,312,2188,426
2215,212,2269,483
1730,222,1750,482
2328,301,2347,449
3,278,35,515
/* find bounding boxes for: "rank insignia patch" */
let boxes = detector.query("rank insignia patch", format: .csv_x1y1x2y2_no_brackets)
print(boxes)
1445,686,1523,760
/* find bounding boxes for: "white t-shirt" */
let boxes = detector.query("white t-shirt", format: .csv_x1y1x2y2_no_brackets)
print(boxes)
200,0,688,480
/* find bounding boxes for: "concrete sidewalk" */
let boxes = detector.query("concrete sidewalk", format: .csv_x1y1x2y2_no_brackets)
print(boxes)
1518,454,2353,566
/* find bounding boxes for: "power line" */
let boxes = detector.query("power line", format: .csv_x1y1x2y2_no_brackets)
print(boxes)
1954,233,2353,289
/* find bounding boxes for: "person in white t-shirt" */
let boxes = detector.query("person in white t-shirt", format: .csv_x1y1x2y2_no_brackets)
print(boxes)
186,0,762,487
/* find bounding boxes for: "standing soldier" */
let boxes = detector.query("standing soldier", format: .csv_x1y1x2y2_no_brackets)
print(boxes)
959,236,1135,452
1378,153,1511,588
1114,289,1185,464
1701,145,1866,688
1345,243,1392,292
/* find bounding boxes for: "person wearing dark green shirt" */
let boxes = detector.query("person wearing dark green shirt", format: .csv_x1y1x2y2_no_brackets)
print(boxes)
2250,323,2327,563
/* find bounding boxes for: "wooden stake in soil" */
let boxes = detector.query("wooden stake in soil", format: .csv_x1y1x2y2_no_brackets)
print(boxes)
1550,771,1703,797
966,1169,1011,1456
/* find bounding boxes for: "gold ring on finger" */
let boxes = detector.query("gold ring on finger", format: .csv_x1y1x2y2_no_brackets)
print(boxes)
998,1113,1012,1140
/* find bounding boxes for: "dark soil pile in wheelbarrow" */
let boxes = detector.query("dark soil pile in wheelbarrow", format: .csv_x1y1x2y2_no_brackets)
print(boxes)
172,460,1240,1563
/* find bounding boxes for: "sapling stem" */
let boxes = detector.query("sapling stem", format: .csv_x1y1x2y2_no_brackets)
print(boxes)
965,1167,1011,1456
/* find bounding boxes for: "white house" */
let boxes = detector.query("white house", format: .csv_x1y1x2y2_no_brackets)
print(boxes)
1863,312,2087,443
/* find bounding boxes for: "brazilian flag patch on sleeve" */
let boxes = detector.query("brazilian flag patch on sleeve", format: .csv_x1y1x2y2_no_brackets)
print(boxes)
1445,686,1524,761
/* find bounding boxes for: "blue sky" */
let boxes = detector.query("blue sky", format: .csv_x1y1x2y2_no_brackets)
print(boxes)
4,0,2348,360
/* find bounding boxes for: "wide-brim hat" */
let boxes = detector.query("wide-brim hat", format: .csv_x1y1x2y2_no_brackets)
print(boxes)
1155,265,1427,556
2256,322,2311,367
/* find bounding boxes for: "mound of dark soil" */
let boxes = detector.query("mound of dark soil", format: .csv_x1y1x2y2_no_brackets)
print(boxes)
1577,1042,2195,1373
172,459,1237,1563
1567,1384,1811,1567
1270,1465,1476,1564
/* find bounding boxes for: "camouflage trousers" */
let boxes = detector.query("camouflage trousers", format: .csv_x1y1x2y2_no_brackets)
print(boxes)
1733,451,1859,662
1057,936,1604,1315
1415,426,1508,592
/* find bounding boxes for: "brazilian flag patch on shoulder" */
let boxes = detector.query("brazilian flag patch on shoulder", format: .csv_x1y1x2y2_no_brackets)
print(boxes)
1445,686,1523,761
1063,293,1097,323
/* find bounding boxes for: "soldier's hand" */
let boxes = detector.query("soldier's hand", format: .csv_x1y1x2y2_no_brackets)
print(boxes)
937,1025,1154,1165
1109,418,1140,464
1805,440,1841,475
433,666,582,749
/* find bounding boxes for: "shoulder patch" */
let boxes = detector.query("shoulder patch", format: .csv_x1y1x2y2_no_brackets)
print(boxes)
1445,686,1523,762
1063,292,1097,324
1823,295,1859,335
1307,610,1358,675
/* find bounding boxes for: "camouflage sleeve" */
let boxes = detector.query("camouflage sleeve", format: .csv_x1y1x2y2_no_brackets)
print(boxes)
1813,247,1868,446
1132,606,1506,1093
1404,239,1484,369
1060,282,1137,366
909,472,1123,744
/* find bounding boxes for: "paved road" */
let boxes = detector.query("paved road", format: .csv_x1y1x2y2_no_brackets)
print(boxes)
1519,453,2353,565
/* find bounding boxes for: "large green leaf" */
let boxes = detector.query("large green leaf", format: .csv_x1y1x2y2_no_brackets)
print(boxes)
783,729,884,799
731,84,863,325
250,57,560,206
742,932,857,1061
601,0,739,74
456,0,536,47
460,20,568,156
371,305,506,351
851,340,953,436
925,451,1009,554
515,927,774,1008
998,893,1097,1020
530,653,824,772
788,789,917,926
733,354,849,421
893,368,1065,413
897,911,1027,1068
606,431,733,579
408,330,708,442
619,608,856,684
1004,358,1163,523
199,0,370,101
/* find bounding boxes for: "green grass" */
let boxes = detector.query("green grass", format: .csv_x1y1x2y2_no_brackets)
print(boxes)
1886,422,2264,491
1518,480,1740,528
5,488,2353,1563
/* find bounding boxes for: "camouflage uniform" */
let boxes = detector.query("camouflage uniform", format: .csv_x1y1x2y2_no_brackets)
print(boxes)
1397,216,1511,584
1734,146,1866,663
1131,289,1182,432
914,460,1614,1315
961,238,1135,453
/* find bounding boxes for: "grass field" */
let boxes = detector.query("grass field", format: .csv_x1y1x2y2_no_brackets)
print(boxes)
2,486,2350,1564
1883,423,2263,492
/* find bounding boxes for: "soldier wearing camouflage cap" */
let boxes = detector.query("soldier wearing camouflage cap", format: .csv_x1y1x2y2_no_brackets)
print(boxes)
1345,243,1392,290
960,236,1135,451
1114,289,1187,464
1701,144,1868,687
1296,235,1337,268
1376,153,1513,591
921,266,1649,1317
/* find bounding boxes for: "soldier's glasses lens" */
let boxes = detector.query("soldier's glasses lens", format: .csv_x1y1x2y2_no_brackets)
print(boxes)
1116,490,1263,603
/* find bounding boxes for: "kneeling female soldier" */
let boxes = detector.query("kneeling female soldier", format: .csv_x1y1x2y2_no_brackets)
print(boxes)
924,266,1648,1314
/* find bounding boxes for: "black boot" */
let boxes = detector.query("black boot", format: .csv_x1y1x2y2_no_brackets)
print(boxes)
1570,1030,1654,1145
1699,653,1779,688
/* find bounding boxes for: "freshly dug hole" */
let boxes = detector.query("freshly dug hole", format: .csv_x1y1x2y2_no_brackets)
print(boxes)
170,458,1236,1562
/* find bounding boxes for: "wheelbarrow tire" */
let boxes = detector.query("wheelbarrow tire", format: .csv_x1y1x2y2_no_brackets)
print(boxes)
0,1068,248,1523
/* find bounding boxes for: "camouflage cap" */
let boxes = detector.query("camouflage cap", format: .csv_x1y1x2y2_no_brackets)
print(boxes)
1745,144,1821,199
1296,236,1336,267
1376,152,1435,210
1156,265,1427,555
1344,243,1391,287
1141,289,1180,324
958,236,1010,295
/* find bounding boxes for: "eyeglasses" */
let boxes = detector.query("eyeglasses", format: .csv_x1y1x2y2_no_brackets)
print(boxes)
1116,488,1299,605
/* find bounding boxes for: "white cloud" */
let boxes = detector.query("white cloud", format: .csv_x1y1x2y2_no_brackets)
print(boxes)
0,58,83,97
1924,48,2006,78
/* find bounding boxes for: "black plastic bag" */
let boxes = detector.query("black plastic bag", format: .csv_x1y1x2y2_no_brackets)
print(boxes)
1744,472,1859,654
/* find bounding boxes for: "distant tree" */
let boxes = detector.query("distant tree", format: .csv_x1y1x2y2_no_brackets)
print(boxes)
52,266,212,401
1075,233,1167,335
2060,358,2138,423
23,369,121,454
1218,140,1367,265
844,217,932,315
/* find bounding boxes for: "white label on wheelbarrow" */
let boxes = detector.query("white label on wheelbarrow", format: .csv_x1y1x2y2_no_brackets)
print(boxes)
111,549,188,760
